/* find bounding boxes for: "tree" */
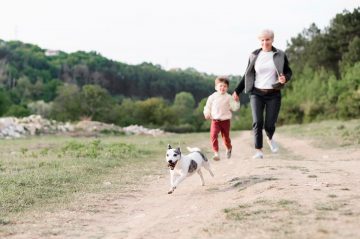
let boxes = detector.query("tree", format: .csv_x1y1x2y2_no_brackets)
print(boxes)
173,91,195,111
28,100,53,118
50,84,81,121
134,97,176,126
172,92,196,124
0,88,11,116
4,105,30,117
286,8,360,76
80,84,115,121
336,62,360,119
193,98,209,131
340,36,360,73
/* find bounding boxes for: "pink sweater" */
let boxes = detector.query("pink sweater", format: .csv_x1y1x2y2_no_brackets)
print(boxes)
203,92,240,120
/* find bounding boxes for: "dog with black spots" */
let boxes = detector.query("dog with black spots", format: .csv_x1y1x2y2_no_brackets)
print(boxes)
166,144,214,194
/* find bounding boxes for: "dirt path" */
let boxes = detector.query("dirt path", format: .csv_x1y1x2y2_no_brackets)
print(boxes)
4,131,360,239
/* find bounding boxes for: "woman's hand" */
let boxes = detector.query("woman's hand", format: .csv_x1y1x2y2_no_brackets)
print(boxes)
232,92,239,101
278,73,286,84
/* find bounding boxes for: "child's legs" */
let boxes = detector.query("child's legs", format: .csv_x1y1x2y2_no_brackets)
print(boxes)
210,120,221,152
220,120,232,150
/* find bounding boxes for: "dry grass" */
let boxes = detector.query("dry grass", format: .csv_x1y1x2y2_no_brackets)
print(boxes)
0,132,210,223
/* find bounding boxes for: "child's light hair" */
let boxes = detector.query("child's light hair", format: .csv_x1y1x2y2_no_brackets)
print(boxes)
215,76,229,87
258,29,274,40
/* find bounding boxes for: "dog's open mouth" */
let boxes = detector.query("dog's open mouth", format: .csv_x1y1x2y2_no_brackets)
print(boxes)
167,161,177,170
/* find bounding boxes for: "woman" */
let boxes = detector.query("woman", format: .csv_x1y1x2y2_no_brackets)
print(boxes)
233,29,292,159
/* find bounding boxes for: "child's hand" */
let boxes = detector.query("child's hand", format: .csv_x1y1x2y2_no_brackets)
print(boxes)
232,92,239,102
204,114,211,120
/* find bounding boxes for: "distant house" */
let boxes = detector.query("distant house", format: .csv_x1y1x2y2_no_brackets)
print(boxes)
169,68,182,72
45,49,60,56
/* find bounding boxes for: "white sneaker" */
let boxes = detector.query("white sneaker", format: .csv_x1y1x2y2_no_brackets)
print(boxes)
212,152,220,161
267,138,279,153
252,151,263,159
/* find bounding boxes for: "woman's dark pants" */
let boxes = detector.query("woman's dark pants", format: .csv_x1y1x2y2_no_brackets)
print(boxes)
250,90,281,149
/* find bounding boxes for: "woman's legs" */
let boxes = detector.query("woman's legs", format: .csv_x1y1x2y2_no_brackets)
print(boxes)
264,93,281,140
250,94,265,149
250,92,281,157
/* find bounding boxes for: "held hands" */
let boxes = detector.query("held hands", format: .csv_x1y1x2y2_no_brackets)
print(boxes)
232,92,239,102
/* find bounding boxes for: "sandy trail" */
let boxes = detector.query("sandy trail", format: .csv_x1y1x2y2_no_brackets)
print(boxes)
4,131,360,239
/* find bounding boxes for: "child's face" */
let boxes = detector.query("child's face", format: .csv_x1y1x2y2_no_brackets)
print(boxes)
216,82,228,94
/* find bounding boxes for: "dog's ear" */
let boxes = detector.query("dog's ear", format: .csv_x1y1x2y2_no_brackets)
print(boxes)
176,147,181,154
168,144,172,149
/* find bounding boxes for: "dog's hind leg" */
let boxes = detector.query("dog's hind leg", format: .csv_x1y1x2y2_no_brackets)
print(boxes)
197,169,205,186
203,161,215,177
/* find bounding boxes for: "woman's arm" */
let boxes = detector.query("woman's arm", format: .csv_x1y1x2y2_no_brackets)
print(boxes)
234,57,251,97
234,75,245,96
283,54,292,82
229,95,240,112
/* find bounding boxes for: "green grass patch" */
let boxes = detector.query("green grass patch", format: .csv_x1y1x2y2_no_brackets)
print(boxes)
224,199,302,222
0,132,211,222
278,119,360,148
315,202,344,211
229,175,278,190
0,139,146,216
277,199,299,207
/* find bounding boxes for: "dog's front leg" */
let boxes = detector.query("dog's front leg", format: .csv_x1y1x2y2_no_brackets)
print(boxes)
168,186,176,194
168,170,176,194
171,173,186,192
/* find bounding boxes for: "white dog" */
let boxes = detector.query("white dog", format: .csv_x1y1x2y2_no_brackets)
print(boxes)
166,144,214,194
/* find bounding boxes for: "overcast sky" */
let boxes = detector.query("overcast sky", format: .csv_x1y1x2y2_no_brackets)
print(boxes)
0,0,359,75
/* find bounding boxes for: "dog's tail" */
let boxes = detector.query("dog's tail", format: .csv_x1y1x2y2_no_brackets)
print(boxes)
186,147,201,152
187,147,208,162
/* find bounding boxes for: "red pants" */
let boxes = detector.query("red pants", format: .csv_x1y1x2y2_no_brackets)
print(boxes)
210,119,232,152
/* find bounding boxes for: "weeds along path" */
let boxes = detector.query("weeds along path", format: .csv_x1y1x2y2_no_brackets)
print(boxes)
4,131,360,239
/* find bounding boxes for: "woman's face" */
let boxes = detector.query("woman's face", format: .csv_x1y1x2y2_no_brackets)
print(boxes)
259,34,273,51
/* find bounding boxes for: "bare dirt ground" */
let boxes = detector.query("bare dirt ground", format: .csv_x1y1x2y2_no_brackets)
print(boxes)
3,131,360,239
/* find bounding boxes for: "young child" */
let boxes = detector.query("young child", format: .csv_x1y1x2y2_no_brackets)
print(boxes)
203,76,240,161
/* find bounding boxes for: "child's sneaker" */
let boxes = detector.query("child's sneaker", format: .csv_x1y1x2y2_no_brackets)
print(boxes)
212,152,220,161
252,150,263,159
226,148,232,159
266,138,279,153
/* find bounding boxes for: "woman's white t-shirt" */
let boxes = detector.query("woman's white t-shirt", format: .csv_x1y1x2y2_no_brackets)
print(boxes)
254,51,277,89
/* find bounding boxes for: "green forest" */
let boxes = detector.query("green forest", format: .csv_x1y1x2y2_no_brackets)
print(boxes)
0,8,359,132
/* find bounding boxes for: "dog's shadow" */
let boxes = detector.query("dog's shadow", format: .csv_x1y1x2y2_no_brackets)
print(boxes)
205,175,278,193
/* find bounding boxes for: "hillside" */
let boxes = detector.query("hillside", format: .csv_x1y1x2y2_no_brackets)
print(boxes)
0,40,217,103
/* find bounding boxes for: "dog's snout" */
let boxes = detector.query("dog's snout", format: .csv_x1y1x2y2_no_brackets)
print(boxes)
168,160,173,163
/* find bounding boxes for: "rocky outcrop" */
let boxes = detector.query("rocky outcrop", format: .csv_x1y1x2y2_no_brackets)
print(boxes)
0,115,74,139
0,115,166,139
123,125,165,137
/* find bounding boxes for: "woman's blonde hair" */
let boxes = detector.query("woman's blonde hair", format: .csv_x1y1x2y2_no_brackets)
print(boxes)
258,29,274,40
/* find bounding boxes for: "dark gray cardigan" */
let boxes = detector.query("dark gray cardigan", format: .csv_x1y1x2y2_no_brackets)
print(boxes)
234,46,292,94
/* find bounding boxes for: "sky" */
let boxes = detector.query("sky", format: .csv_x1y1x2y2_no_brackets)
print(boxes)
0,0,359,75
